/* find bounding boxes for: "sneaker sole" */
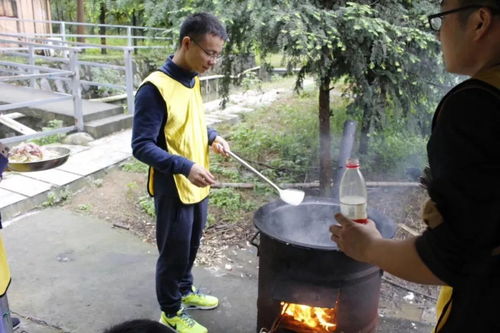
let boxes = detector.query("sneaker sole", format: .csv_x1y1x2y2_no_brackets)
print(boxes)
182,303,219,310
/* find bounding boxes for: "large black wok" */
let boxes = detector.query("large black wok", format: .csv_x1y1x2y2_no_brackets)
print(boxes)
253,196,396,251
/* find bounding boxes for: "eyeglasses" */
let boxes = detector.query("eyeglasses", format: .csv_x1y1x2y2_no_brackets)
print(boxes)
190,39,223,61
427,5,500,31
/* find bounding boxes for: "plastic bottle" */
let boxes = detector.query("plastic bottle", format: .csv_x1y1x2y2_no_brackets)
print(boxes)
339,158,368,223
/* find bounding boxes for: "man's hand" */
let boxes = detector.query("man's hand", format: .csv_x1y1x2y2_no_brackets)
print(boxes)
211,136,230,157
188,163,216,187
330,213,382,262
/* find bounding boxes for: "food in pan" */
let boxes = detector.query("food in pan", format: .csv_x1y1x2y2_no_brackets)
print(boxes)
8,143,59,163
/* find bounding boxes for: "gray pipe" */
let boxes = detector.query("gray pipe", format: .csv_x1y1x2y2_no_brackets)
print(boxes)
332,120,357,201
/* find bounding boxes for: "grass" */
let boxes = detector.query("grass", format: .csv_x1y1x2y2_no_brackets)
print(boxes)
138,195,155,217
206,83,328,223
42,189,71,207
31,120,66,146
121,158,149,173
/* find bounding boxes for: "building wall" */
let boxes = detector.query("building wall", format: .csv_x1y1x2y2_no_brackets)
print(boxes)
0,0,52,37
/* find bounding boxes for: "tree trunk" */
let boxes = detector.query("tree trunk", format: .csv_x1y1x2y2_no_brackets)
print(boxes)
55,1,62,21
99,1,107,54
132,10,138,55
319,78,333,197
76,0,85,44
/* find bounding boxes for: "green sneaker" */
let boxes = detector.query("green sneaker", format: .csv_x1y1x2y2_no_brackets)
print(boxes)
181,286,219,310
159,309,207,333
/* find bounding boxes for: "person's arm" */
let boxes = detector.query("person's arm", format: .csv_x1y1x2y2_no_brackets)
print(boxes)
330,215,444,285
131,83,193,177
368,237,443,284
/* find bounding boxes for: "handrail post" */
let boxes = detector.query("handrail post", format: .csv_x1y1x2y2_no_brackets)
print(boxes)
69,49,84,131
124,47,134,114
127,26,132,47
28,45,35,88
60,21,68,57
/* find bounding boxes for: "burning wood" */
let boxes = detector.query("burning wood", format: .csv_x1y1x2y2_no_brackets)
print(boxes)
280,302,337,332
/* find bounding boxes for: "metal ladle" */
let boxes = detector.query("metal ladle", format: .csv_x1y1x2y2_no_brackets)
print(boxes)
225,149,305,206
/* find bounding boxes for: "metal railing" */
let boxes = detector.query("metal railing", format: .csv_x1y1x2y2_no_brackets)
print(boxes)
0,18,171,144
0,17,171,48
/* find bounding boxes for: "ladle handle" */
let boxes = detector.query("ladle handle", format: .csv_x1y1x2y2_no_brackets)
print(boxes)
226,150,281,193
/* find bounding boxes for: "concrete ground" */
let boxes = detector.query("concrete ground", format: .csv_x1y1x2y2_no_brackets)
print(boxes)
3,208,258,333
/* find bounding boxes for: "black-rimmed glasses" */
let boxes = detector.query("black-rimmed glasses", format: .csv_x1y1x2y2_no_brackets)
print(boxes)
427,4,500,31
190,39,223,61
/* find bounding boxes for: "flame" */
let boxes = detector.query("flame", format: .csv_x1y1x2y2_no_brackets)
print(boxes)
281,301,337,332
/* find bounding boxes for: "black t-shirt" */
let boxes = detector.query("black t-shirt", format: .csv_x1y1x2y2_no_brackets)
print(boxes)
415,79,500,332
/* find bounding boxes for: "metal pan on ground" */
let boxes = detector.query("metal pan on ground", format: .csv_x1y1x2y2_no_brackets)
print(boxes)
7,147,70,172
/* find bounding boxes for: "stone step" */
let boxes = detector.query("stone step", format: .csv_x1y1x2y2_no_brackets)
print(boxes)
84,113,133,139
0,83,125,123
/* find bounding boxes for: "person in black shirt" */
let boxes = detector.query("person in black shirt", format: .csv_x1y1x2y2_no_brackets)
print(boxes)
330,0,500,332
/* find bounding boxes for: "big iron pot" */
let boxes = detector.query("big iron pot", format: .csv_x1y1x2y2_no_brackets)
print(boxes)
252,197,396,332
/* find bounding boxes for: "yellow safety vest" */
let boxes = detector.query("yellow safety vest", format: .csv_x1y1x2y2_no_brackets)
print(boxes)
0,234,10,296
434,64,500,332
141,71,210,204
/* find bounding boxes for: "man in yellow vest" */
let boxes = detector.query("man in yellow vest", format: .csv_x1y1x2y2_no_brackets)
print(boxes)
132,13,230,333
330,0,500,332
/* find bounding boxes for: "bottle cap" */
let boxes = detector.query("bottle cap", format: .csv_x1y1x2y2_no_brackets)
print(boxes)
345,158,360,168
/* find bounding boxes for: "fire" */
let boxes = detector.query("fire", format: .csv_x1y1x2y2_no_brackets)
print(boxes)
281,301,337,332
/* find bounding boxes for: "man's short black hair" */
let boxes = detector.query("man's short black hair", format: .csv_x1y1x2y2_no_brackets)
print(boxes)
103,319,171,333
457,0,499,8
455,0,500,24
178,12,228,47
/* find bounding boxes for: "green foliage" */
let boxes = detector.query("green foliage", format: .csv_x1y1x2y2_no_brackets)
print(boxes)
206,213,216,227
226,93,318,183
210,159,243,182
210,188,256,221
77,204,92,212
31,120,65,146
52,0,146,35
220,84,427,182
241,71,262,92
42,189,71,207
141,0,446,192
362,131,428,179
253,1,446,130
138,195,155,217
121,158,149,173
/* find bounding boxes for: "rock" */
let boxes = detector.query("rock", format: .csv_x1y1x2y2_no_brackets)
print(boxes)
63,132,94,145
